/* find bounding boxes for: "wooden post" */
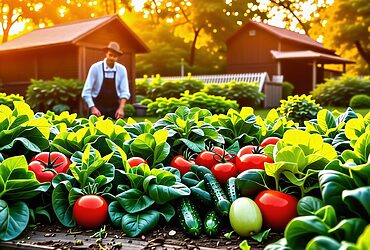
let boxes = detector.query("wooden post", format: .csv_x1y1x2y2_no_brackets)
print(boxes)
277,61,281,75
312,60,317,90
343,64,346,73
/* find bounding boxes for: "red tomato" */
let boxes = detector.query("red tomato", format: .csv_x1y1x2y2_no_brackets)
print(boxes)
236,154,273,173
254,190,298,231
212,146,235,163
170,156,194,175
28,152,71,182
211,162,238,185
195,151,218,169
236,145,257,167
73,195,108,228
127,157,147,167
260,137,281,147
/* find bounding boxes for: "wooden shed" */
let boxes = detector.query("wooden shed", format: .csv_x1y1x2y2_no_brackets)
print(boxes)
226,20,354,94
0,14,149,102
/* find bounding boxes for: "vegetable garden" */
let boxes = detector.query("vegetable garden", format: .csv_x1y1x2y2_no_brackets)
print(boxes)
0,101,369,250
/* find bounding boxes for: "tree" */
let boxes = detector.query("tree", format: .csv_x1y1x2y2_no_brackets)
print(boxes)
313,0,370,74
226,0,332,34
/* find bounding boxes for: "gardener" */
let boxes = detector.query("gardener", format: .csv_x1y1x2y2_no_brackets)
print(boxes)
81,41,130,119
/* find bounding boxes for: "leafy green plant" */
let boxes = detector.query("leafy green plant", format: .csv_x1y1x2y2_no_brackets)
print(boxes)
26,77,84,113
153,106,223,155
350,94,370,109
264,129,337,197
51,144,114,227
122,129,171,167
202,81,264,107
208,107,260,147
304,108,358,153
51,118,131,157
0,156,50,241
147,91,238,117
311,75,370,107
277,94,321,125
0,92,24,109
108,164,190,237
0,102,50,160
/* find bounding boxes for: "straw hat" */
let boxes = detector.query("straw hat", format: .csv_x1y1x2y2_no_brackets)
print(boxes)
105,41,123,55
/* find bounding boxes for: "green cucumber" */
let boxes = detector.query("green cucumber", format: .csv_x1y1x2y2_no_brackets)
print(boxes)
204,173,231,217
190,164,213,179
181,172,200,187
190,186,212,206
203,210,220,236
177,198,202,237
225,177,239,202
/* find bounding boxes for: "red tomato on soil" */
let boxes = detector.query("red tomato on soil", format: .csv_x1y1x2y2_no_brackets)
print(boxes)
211,162,238,185
254,190,298,231
170,155,195,175
28,152,71,182
73,195,108,228
127,157,147,167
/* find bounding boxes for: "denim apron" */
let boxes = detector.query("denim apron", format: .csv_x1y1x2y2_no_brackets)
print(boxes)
93,63,118,119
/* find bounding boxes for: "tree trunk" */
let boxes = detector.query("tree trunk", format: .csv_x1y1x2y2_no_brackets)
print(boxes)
354,40,370,66
189,28,201,66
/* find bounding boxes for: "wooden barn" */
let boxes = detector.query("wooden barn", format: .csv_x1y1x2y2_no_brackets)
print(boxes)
226,20,354,94
0,14,149,101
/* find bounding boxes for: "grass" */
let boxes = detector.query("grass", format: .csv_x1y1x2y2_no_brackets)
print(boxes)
127,106,369,123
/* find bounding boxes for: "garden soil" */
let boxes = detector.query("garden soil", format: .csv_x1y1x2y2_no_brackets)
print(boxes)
0,223,282,250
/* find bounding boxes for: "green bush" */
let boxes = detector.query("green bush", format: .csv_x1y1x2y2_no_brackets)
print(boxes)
0,93,24,109
201,81,264,107
311,75,370,106
26,77,84,113
147,78,204,100
349,94,370,109
124,103,135,117
135,76,150,96
282,81,295,99
277,94,321,125
147,91,238,117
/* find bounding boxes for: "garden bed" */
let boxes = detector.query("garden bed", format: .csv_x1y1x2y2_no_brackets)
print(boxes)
1,223,282,250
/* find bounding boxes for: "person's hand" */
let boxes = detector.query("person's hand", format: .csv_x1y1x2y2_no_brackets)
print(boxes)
115,108,124,120
90,106,101,117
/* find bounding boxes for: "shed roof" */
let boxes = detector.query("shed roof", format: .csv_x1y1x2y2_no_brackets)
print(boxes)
226,20,330,52
0,15,149,53
271,50,355,64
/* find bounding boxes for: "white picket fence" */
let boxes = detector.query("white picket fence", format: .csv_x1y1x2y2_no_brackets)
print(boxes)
139,72,270,92
137,72,283,108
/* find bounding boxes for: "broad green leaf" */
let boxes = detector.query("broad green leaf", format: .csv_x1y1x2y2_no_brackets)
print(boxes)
275,146,306,169
264,238,291,250
317,109,337,131
178,138,205,152
357,225,370,250
353,132,370,163
148,182,190,204
342,187,370,221
297,196,324,216
236,169,274,197
157,203,175,222
318,170,357,215
0,200,29,241
328,218,367,243
265,162,298,184
285,216,330,250
150,169,176,186
116,189,155,214
121,210,160,237
305,236,340,250
314,205,337,228
108,201,125,228
52,181,76,227
153,129,168,144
